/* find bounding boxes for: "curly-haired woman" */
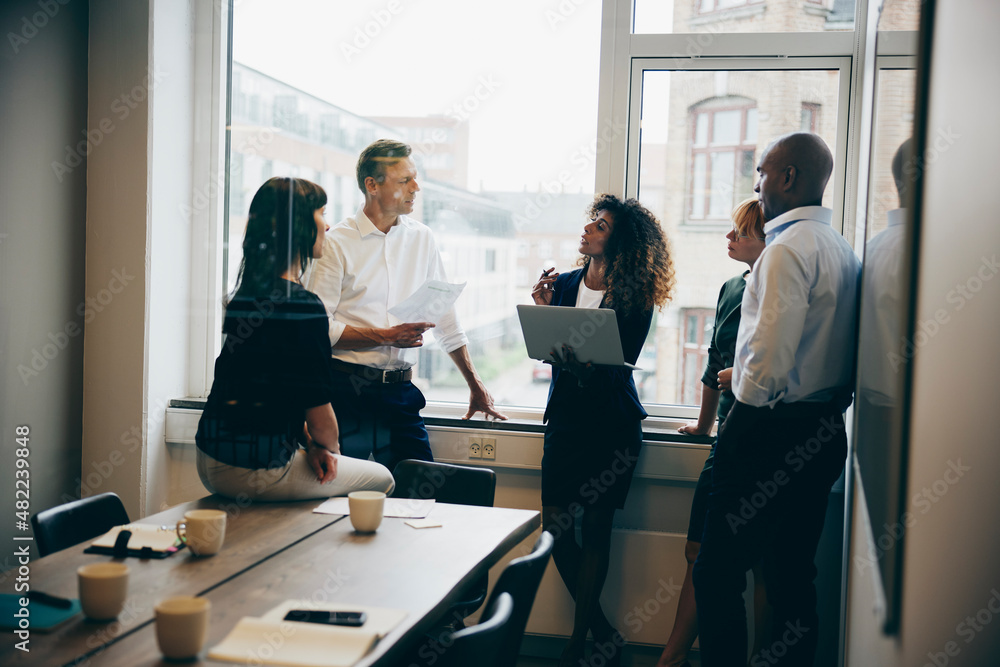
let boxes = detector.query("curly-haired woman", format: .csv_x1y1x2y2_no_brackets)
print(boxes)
531,193,675,667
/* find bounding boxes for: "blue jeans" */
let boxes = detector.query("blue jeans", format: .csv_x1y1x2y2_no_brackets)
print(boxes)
692,400,847,667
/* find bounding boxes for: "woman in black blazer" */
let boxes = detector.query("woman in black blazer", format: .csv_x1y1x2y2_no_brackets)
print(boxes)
531,194,675,667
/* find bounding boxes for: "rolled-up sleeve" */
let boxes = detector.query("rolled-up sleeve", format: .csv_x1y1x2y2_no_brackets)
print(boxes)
305,236,348,346
426,236,469,354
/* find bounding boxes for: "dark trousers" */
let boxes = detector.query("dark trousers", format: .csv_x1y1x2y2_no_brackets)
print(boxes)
692,400,847,667
329,371,433,472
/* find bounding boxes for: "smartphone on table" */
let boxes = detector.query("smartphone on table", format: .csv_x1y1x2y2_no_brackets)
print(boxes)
283,610,367,627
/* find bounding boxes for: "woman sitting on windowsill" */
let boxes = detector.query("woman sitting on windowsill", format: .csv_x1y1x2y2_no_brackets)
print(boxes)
195,176,394,501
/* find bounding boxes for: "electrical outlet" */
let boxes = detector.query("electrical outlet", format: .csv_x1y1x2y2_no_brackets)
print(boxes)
468,436,482,459
482,437,496,460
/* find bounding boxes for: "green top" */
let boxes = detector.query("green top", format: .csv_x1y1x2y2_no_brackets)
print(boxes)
701,272,748,426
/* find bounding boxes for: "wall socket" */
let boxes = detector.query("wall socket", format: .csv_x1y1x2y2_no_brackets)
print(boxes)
468,436,482,459
481,437,496,460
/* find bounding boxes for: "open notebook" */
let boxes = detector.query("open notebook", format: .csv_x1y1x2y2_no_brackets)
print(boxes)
208,601,407,667
86,523,182,558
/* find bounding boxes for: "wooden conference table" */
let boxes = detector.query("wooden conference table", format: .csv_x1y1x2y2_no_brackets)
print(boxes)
0,495,540,666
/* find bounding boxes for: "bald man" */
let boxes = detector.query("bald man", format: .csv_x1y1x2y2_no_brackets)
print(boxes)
692,133,860,666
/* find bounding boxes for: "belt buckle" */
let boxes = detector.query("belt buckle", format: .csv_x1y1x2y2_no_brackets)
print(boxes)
381,368,396,384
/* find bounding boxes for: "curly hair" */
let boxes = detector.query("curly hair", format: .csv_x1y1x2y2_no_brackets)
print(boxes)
580,194,675,315
228,176,327,305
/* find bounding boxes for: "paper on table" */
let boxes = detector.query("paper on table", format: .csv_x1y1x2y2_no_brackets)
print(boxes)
387,280,466,325
313,497,435,519
208,600,407,667
208,617,378,667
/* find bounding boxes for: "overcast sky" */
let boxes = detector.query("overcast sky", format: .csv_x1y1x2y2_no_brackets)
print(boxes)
233,0,609,193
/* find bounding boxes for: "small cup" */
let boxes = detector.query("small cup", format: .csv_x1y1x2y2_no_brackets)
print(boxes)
77,562,129,620
176,509,227,556
348,491,386,533
155,596,211,660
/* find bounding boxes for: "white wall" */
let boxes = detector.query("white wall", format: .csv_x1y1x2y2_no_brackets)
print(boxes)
83,0,220,518
845,1,1000,663
0,0,89,561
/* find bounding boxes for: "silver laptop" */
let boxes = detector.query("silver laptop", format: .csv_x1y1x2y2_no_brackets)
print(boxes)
516,304,640,370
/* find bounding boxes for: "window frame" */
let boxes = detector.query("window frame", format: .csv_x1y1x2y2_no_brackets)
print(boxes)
186,0,917,423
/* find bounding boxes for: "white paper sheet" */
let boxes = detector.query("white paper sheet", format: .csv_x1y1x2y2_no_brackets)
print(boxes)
208,601,407,667
387,280,466,325
312,497,435,519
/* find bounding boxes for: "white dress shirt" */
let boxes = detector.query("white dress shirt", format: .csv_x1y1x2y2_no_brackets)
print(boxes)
307,207,469,370
733,206,861,408
858,208,907,405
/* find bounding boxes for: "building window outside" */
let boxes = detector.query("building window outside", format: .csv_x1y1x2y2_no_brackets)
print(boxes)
680,308,715,405
689,100,758,222
801,103,821,133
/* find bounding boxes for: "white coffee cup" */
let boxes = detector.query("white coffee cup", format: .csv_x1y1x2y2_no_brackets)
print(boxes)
77,562,129,620
176,509,227,556
348,491,386,532
155,596,211,660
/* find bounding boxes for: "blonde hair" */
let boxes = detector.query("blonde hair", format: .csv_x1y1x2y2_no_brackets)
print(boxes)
732,198,765,240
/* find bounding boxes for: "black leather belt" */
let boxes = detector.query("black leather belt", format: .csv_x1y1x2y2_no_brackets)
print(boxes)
330,359,413,384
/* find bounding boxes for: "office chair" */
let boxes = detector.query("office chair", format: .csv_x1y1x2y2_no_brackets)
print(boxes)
31,492,130,557
392,459,497,625
483,531,554,667
438,593,514,667
391,459,496,507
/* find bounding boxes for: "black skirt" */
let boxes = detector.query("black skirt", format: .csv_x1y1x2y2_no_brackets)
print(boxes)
541,416,643,510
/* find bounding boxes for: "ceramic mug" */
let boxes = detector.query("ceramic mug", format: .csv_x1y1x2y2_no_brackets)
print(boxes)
348,491,386,532
176,509,227,556
155,596,211,660
77,562,129,620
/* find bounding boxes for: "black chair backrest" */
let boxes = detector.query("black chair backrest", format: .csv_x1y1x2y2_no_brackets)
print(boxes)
439,592,514,667
31,492,130,557
483,531,555,667
391,459,496,507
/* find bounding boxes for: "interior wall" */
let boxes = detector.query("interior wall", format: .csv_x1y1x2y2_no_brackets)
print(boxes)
0,0,89,561
845,0,1000,663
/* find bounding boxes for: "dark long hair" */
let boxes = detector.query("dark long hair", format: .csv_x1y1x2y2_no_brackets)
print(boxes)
227,176,327,305
581,194,675,315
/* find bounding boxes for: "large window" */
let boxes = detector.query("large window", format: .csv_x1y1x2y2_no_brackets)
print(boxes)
229,0,601,410
210,0,919,417
633,66,846,407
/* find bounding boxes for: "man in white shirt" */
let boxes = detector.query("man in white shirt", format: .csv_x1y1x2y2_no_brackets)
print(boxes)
692,133,860,667
308,139,506,471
